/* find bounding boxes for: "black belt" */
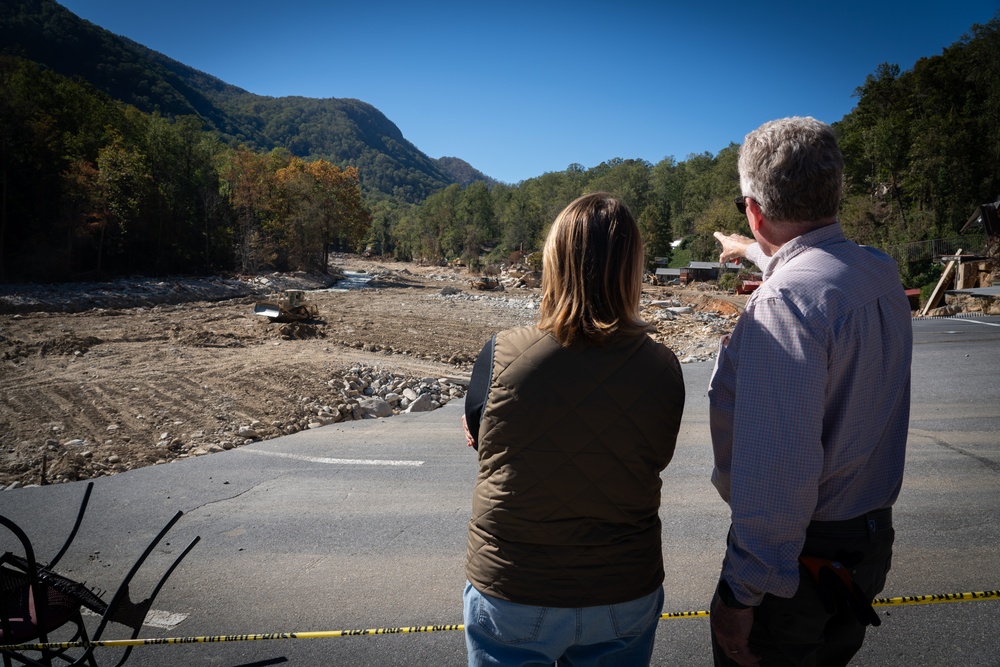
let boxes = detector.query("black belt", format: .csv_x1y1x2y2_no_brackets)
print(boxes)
807,507,892,541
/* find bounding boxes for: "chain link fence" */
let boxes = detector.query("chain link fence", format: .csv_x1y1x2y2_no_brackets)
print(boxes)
880,234,989,266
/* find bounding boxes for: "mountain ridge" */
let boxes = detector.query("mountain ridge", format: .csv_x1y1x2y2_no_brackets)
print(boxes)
0,0,494,201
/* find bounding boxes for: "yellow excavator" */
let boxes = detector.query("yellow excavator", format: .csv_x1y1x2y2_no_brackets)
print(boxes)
253,290,319,322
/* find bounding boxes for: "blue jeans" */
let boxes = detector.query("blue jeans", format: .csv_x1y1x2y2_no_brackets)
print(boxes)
463,582,663,667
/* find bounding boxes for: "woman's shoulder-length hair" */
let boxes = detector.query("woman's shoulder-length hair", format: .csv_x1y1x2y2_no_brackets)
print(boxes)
537,192,649,347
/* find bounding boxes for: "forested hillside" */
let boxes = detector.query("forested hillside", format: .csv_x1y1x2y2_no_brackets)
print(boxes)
0,55,373,281
392,12,1000,289
0,0,996,289
0,0,475,202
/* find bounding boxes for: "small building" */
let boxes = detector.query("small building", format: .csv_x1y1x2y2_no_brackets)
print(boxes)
654,262,743,285
685,261,745,283
654,267,682,285
686,261,721,282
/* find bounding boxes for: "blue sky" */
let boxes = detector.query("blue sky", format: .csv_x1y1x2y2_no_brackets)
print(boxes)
57,0,999,184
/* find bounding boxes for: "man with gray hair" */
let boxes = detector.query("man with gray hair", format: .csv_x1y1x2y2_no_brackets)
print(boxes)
708,117,912,666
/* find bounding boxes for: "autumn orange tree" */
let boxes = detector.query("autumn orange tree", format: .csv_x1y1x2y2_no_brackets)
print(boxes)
218,147,283,273
302,158,369,269
274,157,371,273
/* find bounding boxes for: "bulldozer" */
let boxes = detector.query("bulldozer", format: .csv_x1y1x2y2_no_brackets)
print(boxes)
253,290,319,322
470,275,503,291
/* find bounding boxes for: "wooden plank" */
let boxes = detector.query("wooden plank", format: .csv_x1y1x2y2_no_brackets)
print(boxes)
919,249,962,316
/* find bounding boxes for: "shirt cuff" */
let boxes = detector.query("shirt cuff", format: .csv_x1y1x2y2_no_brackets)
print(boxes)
717,578,753,609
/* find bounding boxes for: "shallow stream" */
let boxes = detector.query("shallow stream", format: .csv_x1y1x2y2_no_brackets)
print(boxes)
327,271,373,291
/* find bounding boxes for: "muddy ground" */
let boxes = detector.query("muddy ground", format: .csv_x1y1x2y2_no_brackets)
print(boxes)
0,255,744,489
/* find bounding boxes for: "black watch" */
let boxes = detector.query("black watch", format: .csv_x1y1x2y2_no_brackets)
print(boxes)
717,579,751,609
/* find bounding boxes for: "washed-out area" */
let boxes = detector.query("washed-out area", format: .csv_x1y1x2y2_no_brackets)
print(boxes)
0,255,744,489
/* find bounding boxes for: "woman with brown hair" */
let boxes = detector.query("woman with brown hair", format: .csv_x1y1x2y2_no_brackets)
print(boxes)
462,192,685,666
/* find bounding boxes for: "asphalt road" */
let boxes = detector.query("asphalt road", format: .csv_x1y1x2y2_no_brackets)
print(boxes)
2,316,999,666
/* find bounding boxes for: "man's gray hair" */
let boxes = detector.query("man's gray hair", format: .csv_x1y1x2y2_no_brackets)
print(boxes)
738,116,844,224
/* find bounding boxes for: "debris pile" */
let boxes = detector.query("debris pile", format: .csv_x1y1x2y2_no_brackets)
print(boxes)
0,257,748,490
0,272,341,314
642,296,740,363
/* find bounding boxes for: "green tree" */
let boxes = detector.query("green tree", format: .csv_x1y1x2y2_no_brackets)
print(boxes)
686,145,743,259
456,180,495,266
843,63,912,231
585,158,653,215
494,185,544,261
95,135,152,273
422,183,463,262
365,199,403,257
670,152,716,238
638,202,672,269
651,157,680,223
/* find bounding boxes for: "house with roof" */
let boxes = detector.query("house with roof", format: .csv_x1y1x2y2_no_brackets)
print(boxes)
654,261,746,285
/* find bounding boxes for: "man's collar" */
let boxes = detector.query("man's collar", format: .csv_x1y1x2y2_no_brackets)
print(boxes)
761,222,845,280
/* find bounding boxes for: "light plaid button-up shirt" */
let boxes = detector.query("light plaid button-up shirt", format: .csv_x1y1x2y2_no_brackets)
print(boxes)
708,222,912,605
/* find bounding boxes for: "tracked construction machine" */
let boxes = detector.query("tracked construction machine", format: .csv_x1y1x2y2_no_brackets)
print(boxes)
253,290,319,322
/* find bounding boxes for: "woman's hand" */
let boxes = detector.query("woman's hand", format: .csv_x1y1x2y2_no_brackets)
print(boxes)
462,415,476,448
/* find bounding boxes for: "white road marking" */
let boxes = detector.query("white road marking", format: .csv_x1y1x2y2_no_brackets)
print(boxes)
246,450,424,466
943,317,1000,327
82,608,188,629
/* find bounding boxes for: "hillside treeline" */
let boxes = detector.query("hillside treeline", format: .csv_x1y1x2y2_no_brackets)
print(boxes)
374,156,704,271
1,13,996,285
391,13,999,285
0,56,369,282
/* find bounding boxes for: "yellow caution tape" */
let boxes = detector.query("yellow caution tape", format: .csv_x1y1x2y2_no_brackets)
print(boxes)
3,589,997,652
873,589,999,606
0,626,463,651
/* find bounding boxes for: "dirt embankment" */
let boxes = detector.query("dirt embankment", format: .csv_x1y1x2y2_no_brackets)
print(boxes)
0,256,744,489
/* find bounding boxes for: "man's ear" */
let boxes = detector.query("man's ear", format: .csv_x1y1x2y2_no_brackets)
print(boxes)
747,199,764,233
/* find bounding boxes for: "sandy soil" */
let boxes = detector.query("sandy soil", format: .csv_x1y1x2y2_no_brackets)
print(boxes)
0,255,744,489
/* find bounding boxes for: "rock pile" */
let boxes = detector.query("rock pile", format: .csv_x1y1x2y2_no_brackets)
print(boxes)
930,293,1000,317
322,366,467,423
641,297,740,364
438,288,541,318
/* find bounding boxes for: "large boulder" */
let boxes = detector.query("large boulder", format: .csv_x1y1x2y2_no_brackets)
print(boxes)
359,397,393,418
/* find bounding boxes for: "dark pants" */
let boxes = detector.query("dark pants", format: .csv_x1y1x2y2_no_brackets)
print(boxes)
712,508,894,667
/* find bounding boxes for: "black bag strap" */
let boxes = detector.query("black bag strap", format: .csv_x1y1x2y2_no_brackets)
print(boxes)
464,335,495,451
